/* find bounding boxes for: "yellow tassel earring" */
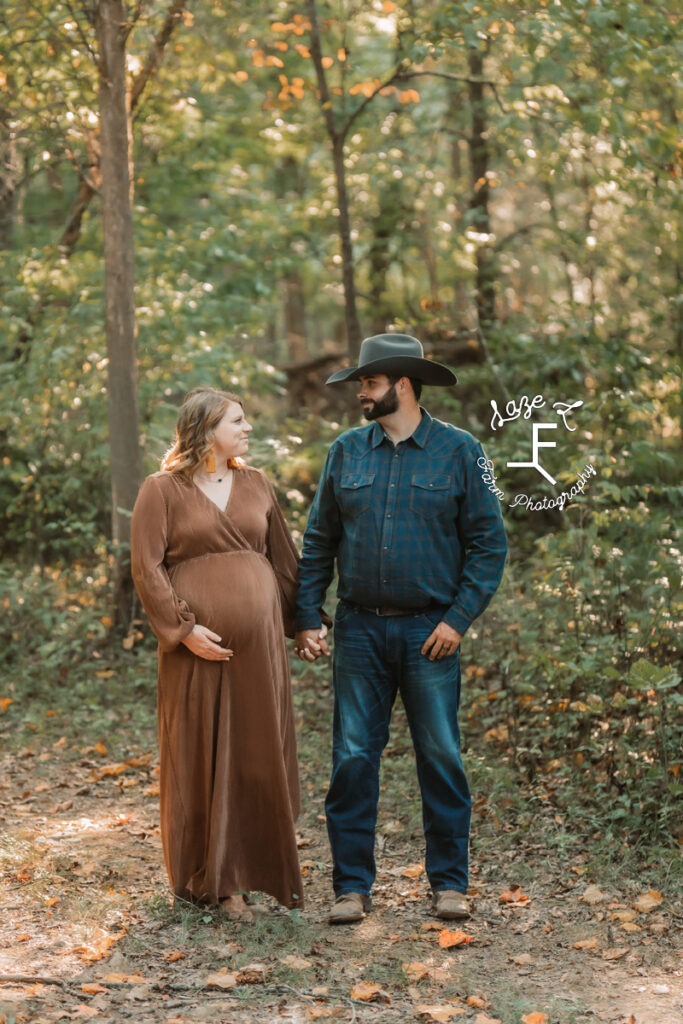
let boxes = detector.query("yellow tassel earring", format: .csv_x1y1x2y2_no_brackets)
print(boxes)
205,450,217,474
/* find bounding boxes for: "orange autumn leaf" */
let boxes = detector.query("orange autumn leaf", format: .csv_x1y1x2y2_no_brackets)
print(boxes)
321,56,334,69
235,70,249,82
500,886,529,903
81,983,107,994
633,889,663,913
522,1014,549,1024
0,697,14,713
295,44,311,58
467,996,491,1009
71,928,127,962
350,981,388,1002
164,950,186,963
403,961,431,981
438,929,474,948
265,55,285,68
94,741,107,755
573,937,599,951
399,88,420,105
416,1006,465,1022
401,863,425,878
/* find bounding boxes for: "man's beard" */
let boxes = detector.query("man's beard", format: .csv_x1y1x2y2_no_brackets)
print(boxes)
361,383,399,421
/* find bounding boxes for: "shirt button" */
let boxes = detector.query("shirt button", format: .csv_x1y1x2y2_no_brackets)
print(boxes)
387,514,392,519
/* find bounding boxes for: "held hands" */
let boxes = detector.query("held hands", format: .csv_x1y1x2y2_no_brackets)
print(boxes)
182,624,233,661
294,625,330,662
421,621,462,661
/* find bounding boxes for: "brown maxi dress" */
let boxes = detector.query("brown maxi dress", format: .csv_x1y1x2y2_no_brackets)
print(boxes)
130,466,303,909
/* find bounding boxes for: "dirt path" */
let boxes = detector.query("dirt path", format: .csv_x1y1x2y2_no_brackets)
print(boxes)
1,736,680,1024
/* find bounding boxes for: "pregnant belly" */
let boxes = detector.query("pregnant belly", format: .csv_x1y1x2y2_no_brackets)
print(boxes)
169,551,280,646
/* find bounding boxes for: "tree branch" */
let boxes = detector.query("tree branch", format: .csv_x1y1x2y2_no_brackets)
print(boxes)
129,0,188,114
305,0,338,141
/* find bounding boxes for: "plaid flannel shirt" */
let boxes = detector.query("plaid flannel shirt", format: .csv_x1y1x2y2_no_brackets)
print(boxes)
296,409,507,635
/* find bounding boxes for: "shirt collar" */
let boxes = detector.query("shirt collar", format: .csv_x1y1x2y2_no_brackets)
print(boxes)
369,407,433,449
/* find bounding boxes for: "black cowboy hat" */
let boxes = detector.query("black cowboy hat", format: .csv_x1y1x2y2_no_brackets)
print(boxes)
325,333,457,386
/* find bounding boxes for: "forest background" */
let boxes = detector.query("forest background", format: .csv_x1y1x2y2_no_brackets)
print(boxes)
0,2,681,1020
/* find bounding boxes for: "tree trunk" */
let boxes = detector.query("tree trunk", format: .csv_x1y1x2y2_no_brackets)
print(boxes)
95,0,142,630
467,49,495,336
306,0,363,360
0,102,20,249
284,270,308,362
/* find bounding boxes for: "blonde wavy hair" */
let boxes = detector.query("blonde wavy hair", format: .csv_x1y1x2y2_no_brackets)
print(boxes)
161,387,245,478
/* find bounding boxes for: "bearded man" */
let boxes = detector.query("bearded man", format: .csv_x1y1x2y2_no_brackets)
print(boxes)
294,334,507,925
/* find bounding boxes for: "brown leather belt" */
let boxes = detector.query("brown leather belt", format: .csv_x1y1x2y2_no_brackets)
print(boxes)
353,604,433,617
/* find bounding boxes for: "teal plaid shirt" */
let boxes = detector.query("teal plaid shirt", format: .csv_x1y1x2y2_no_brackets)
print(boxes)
296,409,507,634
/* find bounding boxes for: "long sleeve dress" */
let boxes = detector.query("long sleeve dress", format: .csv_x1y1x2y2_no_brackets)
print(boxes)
130,466,303,909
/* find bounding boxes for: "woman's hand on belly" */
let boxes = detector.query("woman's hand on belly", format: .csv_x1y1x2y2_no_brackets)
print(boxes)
181,624,234,661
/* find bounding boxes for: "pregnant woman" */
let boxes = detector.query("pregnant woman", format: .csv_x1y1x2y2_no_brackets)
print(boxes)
131,387,309,919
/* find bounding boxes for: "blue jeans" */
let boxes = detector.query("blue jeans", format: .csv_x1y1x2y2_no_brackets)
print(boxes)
325,601,471,897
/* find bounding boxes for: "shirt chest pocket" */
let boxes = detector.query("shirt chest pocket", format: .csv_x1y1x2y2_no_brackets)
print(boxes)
410,473,452,520
339,471,375,518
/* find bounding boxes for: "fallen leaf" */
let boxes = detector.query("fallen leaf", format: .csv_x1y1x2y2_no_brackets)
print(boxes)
0,697,13,713
81,984,107,995
602,947,629,961
621,922,642,932
611,909,637,923
73,1005,100,1018
466,996,491,1009
573,937,599,951
281,954,313,970
49,799,73,814
402,863,425,878
307,1009,343,1020
438,929,474,948
522,1014,549,1024
236,963,268,984
94,741,107,755
500,887,529,903
509,953,533,966
45,897,59,907
421,922,443,932
350,981,390,1002
579,885,606,906
403,962,431,982
633,890,663,913
416,1005,465,1021
205,969,238,990
70,928,127,962
163,950,186,963
99,763,127,777
473,1015,502,1024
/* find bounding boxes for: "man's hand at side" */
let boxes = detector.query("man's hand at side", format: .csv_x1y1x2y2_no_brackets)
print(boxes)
294,625,330,662
421,621,462,661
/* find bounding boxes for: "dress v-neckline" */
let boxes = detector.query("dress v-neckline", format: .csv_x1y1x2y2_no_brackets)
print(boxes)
192,470,236,515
